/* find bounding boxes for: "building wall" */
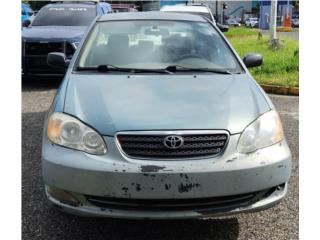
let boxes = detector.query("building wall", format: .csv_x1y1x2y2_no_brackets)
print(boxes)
223,1,252,17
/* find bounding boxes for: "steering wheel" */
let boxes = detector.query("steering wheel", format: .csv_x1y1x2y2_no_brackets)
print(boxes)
173,53,204,62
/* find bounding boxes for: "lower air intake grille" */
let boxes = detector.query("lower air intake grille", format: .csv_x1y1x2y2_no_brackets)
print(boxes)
116,131,229,159
86,187,276,211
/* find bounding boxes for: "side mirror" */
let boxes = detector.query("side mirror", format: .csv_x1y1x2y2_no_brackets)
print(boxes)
243,53,263,68
217,23,229,32
47,52,68,69
23,19,31,28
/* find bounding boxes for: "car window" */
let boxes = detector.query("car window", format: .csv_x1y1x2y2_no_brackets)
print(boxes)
78,20,241,72
32,5,96,26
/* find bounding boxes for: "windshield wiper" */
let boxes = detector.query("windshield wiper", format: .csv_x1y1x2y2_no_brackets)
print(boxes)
164,65,232,74
76,65,169,74
76,64,234,74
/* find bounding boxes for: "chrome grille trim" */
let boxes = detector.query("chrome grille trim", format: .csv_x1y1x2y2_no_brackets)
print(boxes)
115,130,230,160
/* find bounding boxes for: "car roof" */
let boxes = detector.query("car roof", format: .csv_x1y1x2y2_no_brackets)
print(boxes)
44,2,97,9
98,11,207,22
160,5,210,13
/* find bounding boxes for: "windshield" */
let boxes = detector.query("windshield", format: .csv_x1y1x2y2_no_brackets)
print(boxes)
77,20,241,72
32,5,96,26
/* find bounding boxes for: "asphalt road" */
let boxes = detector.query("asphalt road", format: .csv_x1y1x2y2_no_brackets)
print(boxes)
22,80,298,240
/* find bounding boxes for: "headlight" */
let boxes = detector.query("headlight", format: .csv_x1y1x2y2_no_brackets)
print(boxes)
237,110,284,153
47,112,107,155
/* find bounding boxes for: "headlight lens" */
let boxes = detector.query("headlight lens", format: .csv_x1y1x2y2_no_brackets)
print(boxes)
47,112,107,155
237,110,284,153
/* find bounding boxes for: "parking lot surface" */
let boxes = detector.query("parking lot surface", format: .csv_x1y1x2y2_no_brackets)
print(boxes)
22,80,298,240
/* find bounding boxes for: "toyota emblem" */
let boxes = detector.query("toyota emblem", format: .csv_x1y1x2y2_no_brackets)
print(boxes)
163,135,184,149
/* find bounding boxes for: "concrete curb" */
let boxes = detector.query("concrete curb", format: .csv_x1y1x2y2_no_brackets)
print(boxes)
260,84,299,96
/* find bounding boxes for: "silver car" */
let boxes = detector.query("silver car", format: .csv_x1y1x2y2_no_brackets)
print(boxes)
42,12,291,219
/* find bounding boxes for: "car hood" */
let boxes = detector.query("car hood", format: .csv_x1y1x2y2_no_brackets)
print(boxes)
22,26,87,42
63,74,270,135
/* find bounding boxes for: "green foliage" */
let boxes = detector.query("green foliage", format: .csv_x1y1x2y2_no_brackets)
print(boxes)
224,27,258,38
225,27,299,87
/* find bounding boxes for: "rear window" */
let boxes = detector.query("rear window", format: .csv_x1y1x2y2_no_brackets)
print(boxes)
32,5,96,26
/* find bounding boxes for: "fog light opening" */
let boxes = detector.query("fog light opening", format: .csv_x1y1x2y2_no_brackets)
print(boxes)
46,185,80,207
276,183,286,191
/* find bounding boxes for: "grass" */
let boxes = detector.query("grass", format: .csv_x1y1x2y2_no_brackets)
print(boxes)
224,27,259,38
224,27,299,87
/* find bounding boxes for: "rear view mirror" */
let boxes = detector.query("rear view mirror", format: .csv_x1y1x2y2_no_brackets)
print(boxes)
47,52,68,69
144,28,169,37
243,53,263,68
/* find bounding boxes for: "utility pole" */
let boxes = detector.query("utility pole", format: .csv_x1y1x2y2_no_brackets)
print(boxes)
270,0,277,41
216,0,218,22
220,2,223,24
269,0,282,50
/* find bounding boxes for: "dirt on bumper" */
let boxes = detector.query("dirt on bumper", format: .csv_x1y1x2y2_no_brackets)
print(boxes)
42,135,291,199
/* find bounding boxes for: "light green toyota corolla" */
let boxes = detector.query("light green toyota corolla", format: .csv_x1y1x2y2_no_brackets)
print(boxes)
42,12,291,219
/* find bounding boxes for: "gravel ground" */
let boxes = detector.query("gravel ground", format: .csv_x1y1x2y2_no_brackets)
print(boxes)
22,80,298,240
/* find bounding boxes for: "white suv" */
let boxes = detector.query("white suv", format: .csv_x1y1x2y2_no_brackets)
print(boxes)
245,17,259,28
160,4,216,24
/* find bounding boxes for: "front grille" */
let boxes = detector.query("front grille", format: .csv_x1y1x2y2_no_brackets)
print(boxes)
117,131,229,159
25,42,64,55
86,188,275,211
23,41,75,74
28,57,48,68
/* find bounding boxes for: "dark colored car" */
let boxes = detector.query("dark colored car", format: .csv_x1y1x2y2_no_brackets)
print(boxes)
22,2,112,79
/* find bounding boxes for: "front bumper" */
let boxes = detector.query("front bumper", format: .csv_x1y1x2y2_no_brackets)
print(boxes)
22,72,65,79
46,183,288,219
42,134,291,218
